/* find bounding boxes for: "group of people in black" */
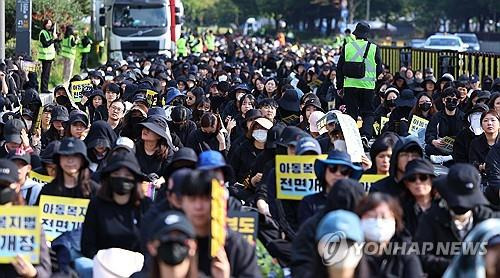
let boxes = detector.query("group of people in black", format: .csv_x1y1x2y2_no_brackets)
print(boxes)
0,23,499,278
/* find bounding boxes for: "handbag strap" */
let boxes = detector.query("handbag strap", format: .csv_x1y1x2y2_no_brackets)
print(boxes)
362,42,372,61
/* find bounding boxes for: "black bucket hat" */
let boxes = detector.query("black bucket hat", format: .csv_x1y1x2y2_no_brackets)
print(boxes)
401,158,436,181
301,97,324,114
352,22,370,38
40,141,61,164
278,89,300,112
396,89,417,108
138,115,172,146
55,137,90,167
435,163,489,209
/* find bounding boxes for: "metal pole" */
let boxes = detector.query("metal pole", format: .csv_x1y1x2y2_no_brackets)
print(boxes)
366,0,370,21
0,0,5,61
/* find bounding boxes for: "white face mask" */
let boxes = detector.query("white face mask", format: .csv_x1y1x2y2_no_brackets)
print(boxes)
252,130,267,142
360,218,396,242
469,112,483,136
333,139,347,152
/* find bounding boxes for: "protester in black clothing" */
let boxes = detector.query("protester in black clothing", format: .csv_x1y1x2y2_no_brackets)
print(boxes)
400,158,439,236
169,105,197,146
135,115,175,178
191,95,211,125
409,92,436,122
106,99,126,135
415,164,500,278
469,109,500,175
0,159,52,277
370,137,422,196
64,111,89,140
258,98,278,123
365,132,397,175
81,150,151,259
297,97,324,132
41,105,68,149
86,89,106,123
84,120,117,172
230,93,256,141
186,112,228,155
36,137,98,204
374,87,398,122
356,193,424,277
221,83,251,122
120,103,148,141
185,87,205,111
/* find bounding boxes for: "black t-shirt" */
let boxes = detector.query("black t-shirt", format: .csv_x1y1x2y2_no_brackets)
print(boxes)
36,179,99,205
135,144,173,176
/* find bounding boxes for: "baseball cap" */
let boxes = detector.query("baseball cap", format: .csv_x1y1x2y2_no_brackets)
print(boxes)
151,210,196,241
316,210,363,243
7,148,31,165
295,137,321,155
0,159,19,184
4,119,25,144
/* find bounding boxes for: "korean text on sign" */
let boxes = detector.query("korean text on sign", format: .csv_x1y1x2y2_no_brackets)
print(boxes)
408,116,429,136
70,79,93,103
0,206,41,264
275,155,327,200
227,211,258,246
359,174,387,192
39,195,90,242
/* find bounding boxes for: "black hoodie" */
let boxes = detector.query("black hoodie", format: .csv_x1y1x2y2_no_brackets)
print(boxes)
370,137,422,196
84,121,117,170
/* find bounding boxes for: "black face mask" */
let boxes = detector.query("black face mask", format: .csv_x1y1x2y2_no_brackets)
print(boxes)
109,177,136,195
385,99,396,108
0,187,15,205
419,102,432,112
171,99,184,106
56,95,71,106
157,241,189,266
445,99,458,111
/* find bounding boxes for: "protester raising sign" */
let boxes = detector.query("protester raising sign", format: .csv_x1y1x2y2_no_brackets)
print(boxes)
210,179,227,258
146,90,158,107
227,211,258,246
39,196,90,241
70,79,93,103
275,154,327,200
0,206,41,264
359,174,387,192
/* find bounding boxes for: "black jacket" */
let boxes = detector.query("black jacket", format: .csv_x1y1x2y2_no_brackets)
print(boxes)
425,110,464,145
452,128,478,163
468,134,497,170
81,196,152,258
36,179,99,205
484,142,500,205
168,120,197,146
186,129,226,155
229,139,263,183
297,192,327,227
414,204,500,278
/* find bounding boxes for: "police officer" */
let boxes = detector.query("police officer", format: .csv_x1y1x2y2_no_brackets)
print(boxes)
343,28,356,47
38,19,57,94
60,25,79,86
205,30,216,52
336,22,383,142
78,27,93,72
189,32,203,55
176,33,188,58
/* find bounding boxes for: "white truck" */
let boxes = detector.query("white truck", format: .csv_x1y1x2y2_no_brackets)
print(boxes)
92,0,184,61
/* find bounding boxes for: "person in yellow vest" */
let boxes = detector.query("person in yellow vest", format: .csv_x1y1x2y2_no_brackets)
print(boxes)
38,19,58,94
205,30,216,52
336,22,383,141
78,27,93,72
342,28,356,48
189,32,203,55
176,33,188,58
60,25,79,86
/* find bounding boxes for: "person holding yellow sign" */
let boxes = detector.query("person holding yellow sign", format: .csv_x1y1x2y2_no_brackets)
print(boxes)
8,149,43,206
0,159,52,277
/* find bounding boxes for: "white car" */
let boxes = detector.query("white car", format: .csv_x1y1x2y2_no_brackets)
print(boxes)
423,34,468,52
454,33,480,51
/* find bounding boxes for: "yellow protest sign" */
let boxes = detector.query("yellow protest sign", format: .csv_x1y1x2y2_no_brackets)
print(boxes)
275,154,327,200
29,171,54,185
210,179,227,258
227,211,258,246
359,174,387,192
39,196,90,242
146,90,158,106
380,117,389,129
0,206,41,264
70,79,93,103
409,116,429,136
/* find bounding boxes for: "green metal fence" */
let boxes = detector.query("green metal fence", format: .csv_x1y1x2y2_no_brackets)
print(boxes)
380,46,500,81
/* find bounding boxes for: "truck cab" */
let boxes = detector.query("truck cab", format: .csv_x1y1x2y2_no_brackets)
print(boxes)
94,0,184,61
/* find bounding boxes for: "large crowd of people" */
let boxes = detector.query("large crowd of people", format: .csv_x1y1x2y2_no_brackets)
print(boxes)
0,21,499,278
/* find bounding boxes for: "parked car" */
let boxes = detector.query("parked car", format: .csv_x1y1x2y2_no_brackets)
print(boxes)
454,33,481,51
423,34,469,52
410,39,426,48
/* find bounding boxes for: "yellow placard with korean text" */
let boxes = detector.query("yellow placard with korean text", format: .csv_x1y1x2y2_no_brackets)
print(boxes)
29,171,54,185
359,174,387,192
146,89,158,106
409,116,429,136
39,196,90,242
276,154,327,200
70,79,93,103
210,179,227,258
0,206,41,264
227,211,258,246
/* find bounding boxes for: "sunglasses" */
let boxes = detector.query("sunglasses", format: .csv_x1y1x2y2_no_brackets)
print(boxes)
326,165,352,176
406,174,430,183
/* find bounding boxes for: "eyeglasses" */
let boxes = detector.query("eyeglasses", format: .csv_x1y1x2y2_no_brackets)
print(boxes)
326,165,352,176
110,105,123,112
406,174,430,183
445,97,458,102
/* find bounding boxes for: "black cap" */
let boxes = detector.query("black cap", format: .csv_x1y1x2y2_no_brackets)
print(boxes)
167,168,192,196
4,119,25,144
244,109,263,122
352,22,370,38
106,83,120,94
7,148,31,165
301,97,324,114
277,126,309,147
0,159,19,184
51,105,69,122
56,137,89,166
277,89,300,112
68,111,89,127
150,210,195,241
100,151,146,180
435,163,489,209
401,158,435,181
40,141,60,164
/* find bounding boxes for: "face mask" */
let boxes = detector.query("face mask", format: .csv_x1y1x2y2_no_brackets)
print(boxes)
218,75,228,82
109,177,136,195
469,112,483,135
360,218,396,242
56,95,70,106
385,99,396,108
333,139,347,152
445,99,458,111
0,187,15,205
419,102,431,112
157,241,189,266
252,130,268,142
